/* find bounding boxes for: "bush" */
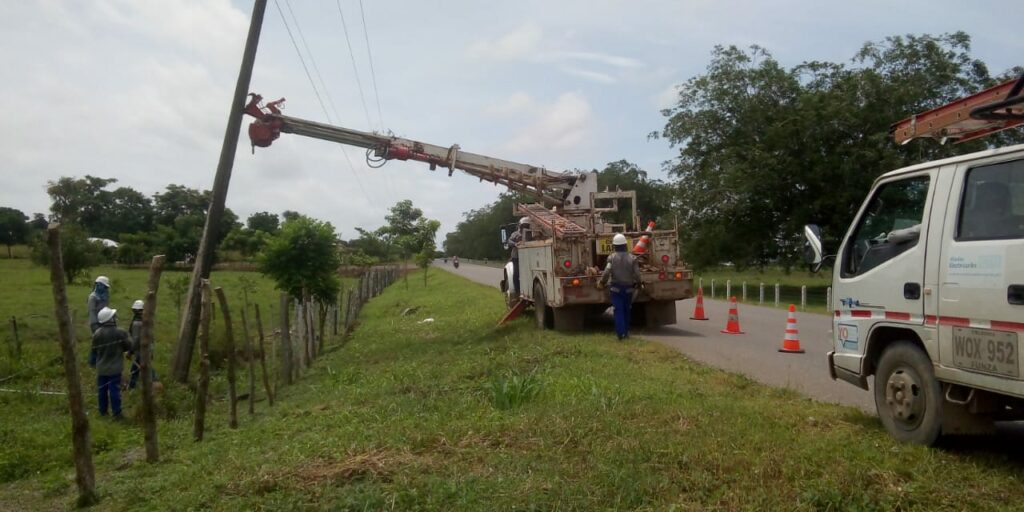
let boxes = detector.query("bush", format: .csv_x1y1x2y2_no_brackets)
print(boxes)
490,373,542,410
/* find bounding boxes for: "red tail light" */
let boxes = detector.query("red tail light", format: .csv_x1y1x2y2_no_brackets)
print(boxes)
661,255,670,263
674,272,683,280
658,272,666,280
571,278,581,286
563,260,572,268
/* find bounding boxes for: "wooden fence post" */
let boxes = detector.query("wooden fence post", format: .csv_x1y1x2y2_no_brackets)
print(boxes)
194,280,212,442
9,316,20,360
254,304,274,406
140,254,165,462
214,287,238,429
240,306,257,416
279,294,292,385
46,225,98,507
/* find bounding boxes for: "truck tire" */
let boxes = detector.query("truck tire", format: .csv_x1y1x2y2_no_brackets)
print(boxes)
533,281,553,330
874,341,943,445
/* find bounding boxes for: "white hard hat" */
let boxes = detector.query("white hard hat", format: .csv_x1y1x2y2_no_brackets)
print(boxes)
612,233,628,246
132,300,144,310
518,217,530,226
97,307,117,324
95,276,110,287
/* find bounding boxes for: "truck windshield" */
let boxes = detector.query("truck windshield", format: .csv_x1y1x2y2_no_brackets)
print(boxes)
843,176,930,277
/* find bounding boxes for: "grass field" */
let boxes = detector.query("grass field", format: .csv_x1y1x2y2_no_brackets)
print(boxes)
3,262,1024,510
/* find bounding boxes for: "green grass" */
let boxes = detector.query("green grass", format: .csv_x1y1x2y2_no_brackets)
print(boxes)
3,264,1024,510
695,266,834,314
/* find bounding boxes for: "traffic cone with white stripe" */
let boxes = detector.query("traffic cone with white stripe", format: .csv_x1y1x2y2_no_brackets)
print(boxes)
632,220,656,255
720,296,744,334
690,287,709,320
779,304,805,353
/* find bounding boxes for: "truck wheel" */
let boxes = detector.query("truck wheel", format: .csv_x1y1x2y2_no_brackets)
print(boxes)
874,341,943,445
533,281,553,330
501,270,516,309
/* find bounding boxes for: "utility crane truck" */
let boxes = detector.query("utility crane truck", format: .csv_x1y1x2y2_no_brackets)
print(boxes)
244,94,694,330
804,74,1024,445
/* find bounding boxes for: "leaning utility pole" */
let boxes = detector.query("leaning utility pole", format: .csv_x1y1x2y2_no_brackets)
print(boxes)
172,0,268,383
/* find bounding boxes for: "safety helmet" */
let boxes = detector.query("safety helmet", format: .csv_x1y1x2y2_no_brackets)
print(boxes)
612,233,628,246
132,300,144,311
97,307,117,324
518,217,530,226
95,276,110,288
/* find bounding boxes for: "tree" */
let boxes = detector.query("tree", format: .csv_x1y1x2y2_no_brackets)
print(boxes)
415,241,436,286
46,176,116,228
29,213,48,232
443,193,523,260
246,211,280,234
259,216,341,304
0,207,29,258
30,224,102,284
657,32,1022,270
151,184,239,262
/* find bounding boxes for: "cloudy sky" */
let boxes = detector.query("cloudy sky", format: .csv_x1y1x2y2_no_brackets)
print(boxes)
1,1,1021,242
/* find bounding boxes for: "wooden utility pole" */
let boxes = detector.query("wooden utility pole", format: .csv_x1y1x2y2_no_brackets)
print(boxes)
140,255,166,463
46,225,98,507
172,0,268,383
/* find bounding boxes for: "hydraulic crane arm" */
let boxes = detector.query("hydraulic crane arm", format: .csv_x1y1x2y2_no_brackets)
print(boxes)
244,94,594,208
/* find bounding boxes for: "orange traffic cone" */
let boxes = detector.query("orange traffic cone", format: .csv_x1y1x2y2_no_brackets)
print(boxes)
690,287,709,320
632,220,656,255
779,304,805,353
720,296,744,334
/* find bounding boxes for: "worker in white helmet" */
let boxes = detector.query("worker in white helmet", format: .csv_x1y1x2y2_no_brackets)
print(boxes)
505,217,530,296
89,307,132,419
87,276,111,333
597,233,642,340
127,299,156,390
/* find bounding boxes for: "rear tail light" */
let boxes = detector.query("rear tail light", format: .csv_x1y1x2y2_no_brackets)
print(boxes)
661,255,669,263
658,272,666,280
675,272,683,280
571,278,581,287
563,259,572,268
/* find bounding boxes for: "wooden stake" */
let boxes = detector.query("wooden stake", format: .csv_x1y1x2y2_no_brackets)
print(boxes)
140,254,165,463
214,287,238,429
279,294,292,385
46,225,98,507
8,316,20,360
254,304,273,406
193,280,212,442
240,306,256,416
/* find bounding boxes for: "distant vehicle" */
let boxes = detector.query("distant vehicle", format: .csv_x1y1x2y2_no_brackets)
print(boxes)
804,74,1024,445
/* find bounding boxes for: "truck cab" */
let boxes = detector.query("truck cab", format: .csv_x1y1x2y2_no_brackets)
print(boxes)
806,143,1024,444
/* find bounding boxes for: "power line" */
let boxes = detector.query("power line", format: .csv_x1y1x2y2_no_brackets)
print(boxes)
334,0,374,131
272,0,379,212
283,0,340,123
357,0,385,129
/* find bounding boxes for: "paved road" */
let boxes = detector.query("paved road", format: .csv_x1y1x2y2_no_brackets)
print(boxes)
438,261,874,413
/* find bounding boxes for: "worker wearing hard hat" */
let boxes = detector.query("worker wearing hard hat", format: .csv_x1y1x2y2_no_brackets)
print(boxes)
506,217,530,296
87,276,111,333
597,234,642,340
127,300,156,390
89,307,133,420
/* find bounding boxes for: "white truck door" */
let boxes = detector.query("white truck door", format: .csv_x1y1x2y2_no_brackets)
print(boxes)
833,172,934,374
937,155,1024,390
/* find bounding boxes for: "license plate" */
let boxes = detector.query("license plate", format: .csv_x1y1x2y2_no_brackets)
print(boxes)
951,327,1019,378
596,237,633,255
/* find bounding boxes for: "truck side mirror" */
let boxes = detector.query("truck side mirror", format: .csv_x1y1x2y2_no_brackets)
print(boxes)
803,224,825,273
500,228,508,245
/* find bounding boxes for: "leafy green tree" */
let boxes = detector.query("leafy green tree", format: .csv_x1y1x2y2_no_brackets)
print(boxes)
0,207,29,258
30,224,102,284
151,184,239,262
28,213,48,232
443,193,523,260
222,227,271,258
415,241,436,286
102,187,154,238
259,216,341,304
246,211,280,234
46,175,116,228
657,32,1022,270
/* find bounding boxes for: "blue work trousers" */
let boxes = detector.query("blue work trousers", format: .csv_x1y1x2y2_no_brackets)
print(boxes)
610,285,633,339
128,356,158,390
97,374,122,417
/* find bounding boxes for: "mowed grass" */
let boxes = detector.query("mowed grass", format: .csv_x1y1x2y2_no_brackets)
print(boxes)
3,265,1024,510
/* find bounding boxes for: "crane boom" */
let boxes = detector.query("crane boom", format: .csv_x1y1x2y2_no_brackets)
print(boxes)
891,74,1024,145
244,94,596,209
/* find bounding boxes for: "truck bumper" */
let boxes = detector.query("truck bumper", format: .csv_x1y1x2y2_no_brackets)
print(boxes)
828,351,869,390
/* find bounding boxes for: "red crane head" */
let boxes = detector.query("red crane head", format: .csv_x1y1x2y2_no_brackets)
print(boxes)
244,93,286,151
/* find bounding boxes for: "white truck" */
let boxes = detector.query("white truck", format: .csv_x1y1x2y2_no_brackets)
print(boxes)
804,75,1024,444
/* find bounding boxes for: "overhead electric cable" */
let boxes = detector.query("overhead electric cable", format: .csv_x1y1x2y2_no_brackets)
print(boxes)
334,0,374,131
284,0,341,123
273,0,380,212
357,0,385,128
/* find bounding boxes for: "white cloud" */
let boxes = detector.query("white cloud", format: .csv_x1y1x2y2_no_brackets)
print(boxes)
484,92,536,117
504,92,594,153
561,67,616,84
467,23,543,60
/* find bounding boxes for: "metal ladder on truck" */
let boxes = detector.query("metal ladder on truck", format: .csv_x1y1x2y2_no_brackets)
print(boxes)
891,74,1024,145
